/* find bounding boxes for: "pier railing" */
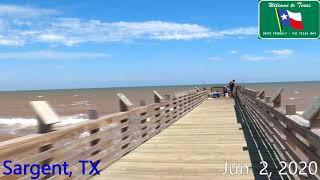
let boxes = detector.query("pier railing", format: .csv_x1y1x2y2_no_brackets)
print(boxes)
237,86,320,179
0,88,209,179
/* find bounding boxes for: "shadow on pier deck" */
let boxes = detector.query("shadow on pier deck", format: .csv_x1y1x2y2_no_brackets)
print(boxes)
93,98,254,180
235,98,289,180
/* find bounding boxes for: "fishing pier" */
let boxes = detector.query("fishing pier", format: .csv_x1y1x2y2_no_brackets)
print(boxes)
0,87,319,179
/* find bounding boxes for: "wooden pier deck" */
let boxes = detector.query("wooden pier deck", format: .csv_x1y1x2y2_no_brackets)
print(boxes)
93,98,253,180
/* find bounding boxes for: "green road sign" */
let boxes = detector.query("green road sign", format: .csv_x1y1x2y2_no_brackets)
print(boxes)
259,0,320,39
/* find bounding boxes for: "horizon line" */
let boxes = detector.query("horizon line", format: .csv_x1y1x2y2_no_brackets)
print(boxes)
0,80,319,92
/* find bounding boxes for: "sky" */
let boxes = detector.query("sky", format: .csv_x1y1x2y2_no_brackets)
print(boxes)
0,0,319,91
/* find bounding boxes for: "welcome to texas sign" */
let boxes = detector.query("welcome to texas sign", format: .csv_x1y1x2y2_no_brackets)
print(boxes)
259,0,319,39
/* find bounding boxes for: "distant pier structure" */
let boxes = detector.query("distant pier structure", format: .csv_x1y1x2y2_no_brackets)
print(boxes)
0,86,319,179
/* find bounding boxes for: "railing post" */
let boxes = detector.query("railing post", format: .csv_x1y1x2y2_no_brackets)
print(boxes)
302,97,320,129
117,93,134,112
151,90,164,136
116,93,134,151
30,101,60,168
195,87,200,92
153,90,164,103
257,89,265,99
301,97,320,162
272,88,284,108
88,109,100,156
30,101,60,133
163,94,173,125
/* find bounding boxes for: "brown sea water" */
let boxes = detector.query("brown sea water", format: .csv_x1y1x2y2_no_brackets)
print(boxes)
0,85,196,118
0,81,319,118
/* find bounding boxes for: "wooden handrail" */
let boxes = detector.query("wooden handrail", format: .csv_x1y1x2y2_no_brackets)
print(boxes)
237,86,320,179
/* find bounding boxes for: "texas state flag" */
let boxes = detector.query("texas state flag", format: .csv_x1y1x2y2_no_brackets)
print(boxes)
278,9,304,30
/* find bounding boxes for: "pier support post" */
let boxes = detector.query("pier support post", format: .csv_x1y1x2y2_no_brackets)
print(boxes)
30,101,60,167
88,109,100,156
272,88,284,108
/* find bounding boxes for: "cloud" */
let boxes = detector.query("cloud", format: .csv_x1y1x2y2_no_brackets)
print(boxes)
0,4,58,17
35,19,214,45
208,56,224,61
113,21,212,40
218,27,257,36
241,49,294,62
0,4,257,46
268,49,294,56
0,50,110,60
241,54,272,61
230,50,238,54
0,35,23,45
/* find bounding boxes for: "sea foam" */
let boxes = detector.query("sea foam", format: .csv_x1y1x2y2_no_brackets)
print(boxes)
0,114,89,135
0,114,88,127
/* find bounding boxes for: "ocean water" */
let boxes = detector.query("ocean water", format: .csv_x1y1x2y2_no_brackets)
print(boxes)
0,81,319,139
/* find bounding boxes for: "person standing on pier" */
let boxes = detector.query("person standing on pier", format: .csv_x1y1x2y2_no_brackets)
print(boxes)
229,80,236,98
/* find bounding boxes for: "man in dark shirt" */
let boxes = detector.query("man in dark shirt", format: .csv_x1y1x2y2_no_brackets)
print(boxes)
229,80,235,97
